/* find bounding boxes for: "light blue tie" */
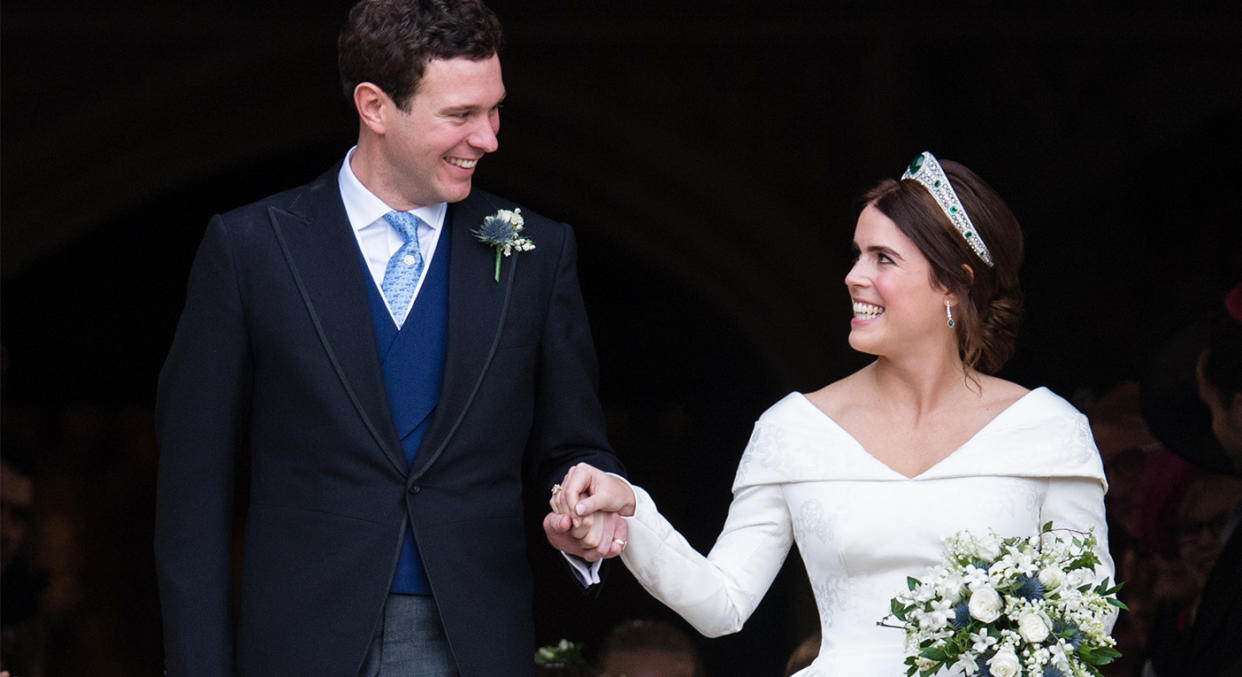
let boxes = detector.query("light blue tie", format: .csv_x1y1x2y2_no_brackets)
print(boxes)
381,211,425,329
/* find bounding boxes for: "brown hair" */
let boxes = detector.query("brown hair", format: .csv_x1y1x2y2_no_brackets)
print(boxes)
864,157,1024,374
1201,290,1242,402
597,619,703,677
338,0,503,111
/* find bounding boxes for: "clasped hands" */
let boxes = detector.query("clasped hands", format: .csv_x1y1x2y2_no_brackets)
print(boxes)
542,462,637,562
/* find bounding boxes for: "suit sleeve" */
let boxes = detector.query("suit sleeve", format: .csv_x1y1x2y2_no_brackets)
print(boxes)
153,215,251,676
524,223,626,499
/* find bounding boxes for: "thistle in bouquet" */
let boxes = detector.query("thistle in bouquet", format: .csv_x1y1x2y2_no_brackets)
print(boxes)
879,522,1126,677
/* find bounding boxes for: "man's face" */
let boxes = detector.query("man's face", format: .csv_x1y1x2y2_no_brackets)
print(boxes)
1196,352,1242,468
382,54,504,207
1,460,33,572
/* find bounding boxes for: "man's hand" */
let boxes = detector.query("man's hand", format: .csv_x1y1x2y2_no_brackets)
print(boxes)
542,510,628,562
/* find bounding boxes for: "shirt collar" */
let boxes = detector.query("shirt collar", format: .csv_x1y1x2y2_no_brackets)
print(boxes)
338,146,447,232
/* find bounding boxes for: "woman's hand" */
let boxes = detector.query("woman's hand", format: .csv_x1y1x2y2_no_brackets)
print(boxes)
543,463,637,561
551,462,637,519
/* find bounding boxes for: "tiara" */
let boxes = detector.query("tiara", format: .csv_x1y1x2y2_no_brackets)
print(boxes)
901,151,994,267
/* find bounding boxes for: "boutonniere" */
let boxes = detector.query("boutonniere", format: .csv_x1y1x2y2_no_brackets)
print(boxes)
472,208,535,282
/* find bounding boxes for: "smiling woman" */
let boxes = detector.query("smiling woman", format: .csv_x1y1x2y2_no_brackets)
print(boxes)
545,150,1116,676
857,154,1024,377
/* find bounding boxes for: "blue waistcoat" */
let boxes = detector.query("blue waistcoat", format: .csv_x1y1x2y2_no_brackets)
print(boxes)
360,224,450,595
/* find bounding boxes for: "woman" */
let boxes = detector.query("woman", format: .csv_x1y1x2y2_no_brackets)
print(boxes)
550,152,1113,674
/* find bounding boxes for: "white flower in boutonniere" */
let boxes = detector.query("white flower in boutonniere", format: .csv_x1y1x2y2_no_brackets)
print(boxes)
472,207,535,282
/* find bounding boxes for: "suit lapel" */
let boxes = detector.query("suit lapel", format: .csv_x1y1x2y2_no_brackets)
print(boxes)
410,192,514,480
1190,525,1242,658
266,164,406,475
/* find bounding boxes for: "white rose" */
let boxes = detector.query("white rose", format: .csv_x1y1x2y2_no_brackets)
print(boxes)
968,585,1004,623
987,646,1021,677
1018,610,1051,643
977,536,1003,562
1038,565,1065,590
1065,568,1093,589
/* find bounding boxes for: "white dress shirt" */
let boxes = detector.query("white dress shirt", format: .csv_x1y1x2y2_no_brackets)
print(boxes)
338,147,447,326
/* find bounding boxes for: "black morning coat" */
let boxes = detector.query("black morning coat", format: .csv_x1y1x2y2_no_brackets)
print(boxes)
154,164,624,676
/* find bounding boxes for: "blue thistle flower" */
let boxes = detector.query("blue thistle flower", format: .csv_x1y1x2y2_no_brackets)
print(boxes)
1052,620,1084,648
1042,666,1066,677
1016,575,1045,601
951,601,971,628
471,209,533,282
975,658,993,677
474,214,516,243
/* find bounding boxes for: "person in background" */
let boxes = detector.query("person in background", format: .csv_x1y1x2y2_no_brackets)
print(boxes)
1181,283,1242,676
1,447,49,677
595,619,702,677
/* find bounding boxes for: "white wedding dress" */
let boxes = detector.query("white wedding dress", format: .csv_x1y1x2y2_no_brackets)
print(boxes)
620,387,1113,676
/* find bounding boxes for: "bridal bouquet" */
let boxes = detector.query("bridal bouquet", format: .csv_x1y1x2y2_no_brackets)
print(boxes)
880,522,1124,677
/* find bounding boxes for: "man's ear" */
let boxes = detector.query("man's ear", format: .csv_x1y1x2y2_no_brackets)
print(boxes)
1229,391,1242,427
353,82,389,135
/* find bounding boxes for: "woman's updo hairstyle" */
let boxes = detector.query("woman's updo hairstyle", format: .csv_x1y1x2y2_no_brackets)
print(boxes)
863,156,1024,374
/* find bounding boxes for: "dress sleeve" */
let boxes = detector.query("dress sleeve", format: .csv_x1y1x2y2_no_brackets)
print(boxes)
1041,476,1114,574
1039,467,1118,632
619,479,793,637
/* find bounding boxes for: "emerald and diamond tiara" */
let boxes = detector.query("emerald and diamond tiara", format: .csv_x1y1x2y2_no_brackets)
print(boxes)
901,151,994,267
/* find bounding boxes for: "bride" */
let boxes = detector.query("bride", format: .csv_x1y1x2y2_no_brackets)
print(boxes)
546,152,1114,675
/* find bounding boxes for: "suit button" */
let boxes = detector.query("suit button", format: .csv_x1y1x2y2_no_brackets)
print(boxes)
411,485,421,494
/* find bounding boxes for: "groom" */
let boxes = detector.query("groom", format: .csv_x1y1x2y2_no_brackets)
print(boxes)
154,1,625,674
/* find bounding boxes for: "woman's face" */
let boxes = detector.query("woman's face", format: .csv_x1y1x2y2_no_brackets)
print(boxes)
844,204,949,357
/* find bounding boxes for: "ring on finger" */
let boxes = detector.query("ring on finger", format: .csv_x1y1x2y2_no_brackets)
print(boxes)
613,538,627,551
551,483,562,497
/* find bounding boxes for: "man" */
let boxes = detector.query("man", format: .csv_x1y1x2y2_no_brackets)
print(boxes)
1183,284,1242,677
154,1,625,674
2,450,49,677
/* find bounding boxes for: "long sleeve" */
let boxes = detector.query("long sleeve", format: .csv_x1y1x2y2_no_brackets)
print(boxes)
1039,446,1118,633
620,481,793,637
1040,476,1114,582
524,223,624,492
153,215,251,675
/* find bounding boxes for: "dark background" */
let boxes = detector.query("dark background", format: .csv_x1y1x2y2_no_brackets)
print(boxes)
2,2,1240,674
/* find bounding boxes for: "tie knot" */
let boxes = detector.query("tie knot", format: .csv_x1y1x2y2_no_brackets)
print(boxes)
383,211,421,242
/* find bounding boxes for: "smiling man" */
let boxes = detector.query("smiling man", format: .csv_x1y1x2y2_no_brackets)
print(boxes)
154,1,625,675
